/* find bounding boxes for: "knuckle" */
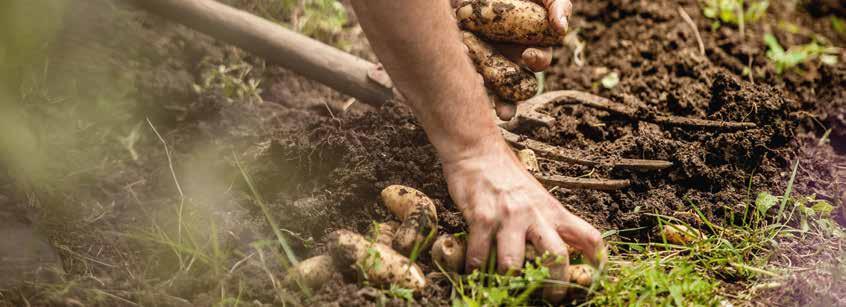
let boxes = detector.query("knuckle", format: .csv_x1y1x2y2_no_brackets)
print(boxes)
466,256,485,269
471,210,498,226
584,229,603,247
500,202,528,217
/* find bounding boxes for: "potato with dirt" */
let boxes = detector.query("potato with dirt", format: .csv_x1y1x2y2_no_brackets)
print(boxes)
283,255,335,290
430,234,466,273
327,230,428,292
661,224,706,245
456,0,565,46
381,185,439,256
462,31,538,102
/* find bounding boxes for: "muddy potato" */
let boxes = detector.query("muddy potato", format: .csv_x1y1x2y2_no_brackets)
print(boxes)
283,254,335,290
462,31,538,102
369,221,400,246
381,185,438,256
430,234,466,273
456,0,564,46
564,264,596,301
661,224,706,245
328,230,427,292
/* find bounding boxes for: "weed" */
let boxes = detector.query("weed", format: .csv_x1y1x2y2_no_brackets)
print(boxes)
193,63,263,105
384,284,415,303
702,0,769,29
449,254,552,306
764,33,840,74
293,0,348,45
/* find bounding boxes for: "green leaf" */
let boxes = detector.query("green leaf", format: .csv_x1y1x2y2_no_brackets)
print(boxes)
755,192,778,216
811,200,835,217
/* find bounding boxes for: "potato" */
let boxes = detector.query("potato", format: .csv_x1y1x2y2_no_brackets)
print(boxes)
369,221,400,246
381,185,438,256
517,148,540,173
328,230,427,292
283,254,335,290
462,32,538,102
430,234,466,273
661,224,706,245
564,264,596,301
456,0,564,46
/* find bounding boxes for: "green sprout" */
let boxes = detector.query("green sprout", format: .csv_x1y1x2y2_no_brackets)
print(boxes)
701,0,769,29
763,33,840,74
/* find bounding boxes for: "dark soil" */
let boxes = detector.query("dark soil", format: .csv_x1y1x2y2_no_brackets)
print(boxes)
0,0,843,306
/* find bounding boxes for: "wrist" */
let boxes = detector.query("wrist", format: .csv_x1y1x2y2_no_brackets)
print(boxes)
434,126,511,165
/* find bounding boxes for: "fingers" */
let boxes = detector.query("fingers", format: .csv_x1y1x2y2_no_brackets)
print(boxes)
465,213,497,273
496,220,528,274
450,0,472,8
522,47,553,72
555,210,607,267
530,0,572,33
528,219,570,303
527,220,569,261
493,97,517,121
546,0,573,33
493,43,553,72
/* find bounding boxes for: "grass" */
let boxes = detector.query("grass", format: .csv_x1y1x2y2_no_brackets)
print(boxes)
447,255,552,307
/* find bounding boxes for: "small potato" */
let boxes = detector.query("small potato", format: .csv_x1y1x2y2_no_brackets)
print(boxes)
517,149,540,173
381,185,438,256
430,234,466,273
661,224,706,245
328,230,427,292
283,255,335,290
456,0,564,46
564,264,596,301
463,32,538,102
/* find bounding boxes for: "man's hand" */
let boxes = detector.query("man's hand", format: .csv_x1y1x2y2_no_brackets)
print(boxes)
351,0,604,278
452,0,573,120
443,139,604,273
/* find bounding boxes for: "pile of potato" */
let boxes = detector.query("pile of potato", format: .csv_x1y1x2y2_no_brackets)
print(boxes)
285,184,597,304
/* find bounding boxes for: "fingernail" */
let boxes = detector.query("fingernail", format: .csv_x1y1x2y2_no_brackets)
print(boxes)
559,17,569,33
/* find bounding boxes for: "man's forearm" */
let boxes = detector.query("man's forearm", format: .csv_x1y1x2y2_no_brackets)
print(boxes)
351,0,503,162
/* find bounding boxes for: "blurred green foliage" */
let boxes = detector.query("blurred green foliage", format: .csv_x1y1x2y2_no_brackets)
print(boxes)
764,33,840,74
233,0,349,47
701,0,769,29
